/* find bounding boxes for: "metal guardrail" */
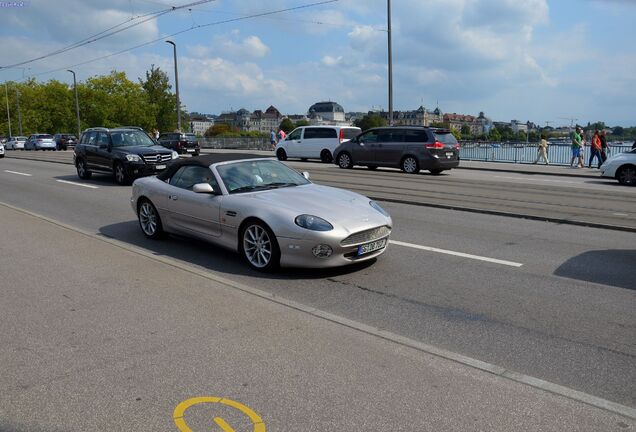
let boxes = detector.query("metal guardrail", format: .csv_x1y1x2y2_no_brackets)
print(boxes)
459,142,633,166
200,137,270,150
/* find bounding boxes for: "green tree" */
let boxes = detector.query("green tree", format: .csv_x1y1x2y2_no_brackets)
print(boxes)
354,114,387,131
460,124,471,137
279,118,295,133
612,126,624,137
451,129,461,140
295,119,310,128
489,128,502,142
140,65,178,132
204,123,232,137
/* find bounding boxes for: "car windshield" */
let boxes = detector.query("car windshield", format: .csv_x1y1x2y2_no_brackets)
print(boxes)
110,130,155,147
185,134,197,142
433,132,458,145
217,159,310,194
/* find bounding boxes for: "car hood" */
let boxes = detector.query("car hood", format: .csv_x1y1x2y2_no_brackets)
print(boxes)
243,183,385,225
115,145,172,155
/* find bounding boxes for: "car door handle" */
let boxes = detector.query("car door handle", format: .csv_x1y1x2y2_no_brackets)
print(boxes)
169,195,178,201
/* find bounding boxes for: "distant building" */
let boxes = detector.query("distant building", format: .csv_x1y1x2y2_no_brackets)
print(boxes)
215,106,284,132
190,120,214,136
308,101,348,124
377,105,443,126
511,120,528,134
444,113,478,134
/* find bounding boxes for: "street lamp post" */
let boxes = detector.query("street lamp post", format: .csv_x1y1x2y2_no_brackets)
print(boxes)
4,83,12,137
15,87,22,135
166,40,181,132
387,0,393,126
67,70,81,140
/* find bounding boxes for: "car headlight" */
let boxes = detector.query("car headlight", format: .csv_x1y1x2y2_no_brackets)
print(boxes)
125,154,141,162
295,214,333,231
171,151,179,159
370,200,389,217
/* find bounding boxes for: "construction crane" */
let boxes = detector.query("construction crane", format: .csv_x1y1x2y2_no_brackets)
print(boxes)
558,117,578,132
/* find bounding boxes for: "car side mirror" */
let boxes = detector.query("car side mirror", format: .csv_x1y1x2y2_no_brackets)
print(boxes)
193,183,216,194
302,171,310,180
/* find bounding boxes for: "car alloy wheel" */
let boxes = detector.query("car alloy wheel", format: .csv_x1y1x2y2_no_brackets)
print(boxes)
76,159,92,179
337,152,353,169
114,162,129,185
138,200,163,239
402,156,419,174
276,149,287,161
617,166,636,186
242,222,279,271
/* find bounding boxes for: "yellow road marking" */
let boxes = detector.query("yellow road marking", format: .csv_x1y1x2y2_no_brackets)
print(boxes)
173,396,266,432
214,417,236,432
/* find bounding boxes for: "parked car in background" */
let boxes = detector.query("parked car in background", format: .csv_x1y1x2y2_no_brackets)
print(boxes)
53,133,77,150
0,142,4,158
131,154,392,271
157,132,200,155
24,134,56,151
600,148,636,186
5,136,27,150
275,125,361,163
74,127,178,185
333,126,460,175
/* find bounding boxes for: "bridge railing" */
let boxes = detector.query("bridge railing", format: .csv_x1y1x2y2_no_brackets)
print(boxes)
459,142,632,165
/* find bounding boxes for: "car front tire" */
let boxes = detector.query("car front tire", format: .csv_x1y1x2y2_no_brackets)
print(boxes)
76,158,92,179
114,162,131,185
337,152,353,169
320,149,333,163
138,199,164,239
617,165,636,186
241,220,280,272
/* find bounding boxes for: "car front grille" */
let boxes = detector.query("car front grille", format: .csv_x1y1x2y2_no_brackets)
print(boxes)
341,225,391,246
142,153,172,164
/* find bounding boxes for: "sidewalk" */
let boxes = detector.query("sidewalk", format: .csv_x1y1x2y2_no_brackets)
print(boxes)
1,202,634,431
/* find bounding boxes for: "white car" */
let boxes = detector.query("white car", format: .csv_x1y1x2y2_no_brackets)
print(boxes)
0,143,4,158
5,136,27,150
600,148,636,185
25,134,56,150
275,125,361,163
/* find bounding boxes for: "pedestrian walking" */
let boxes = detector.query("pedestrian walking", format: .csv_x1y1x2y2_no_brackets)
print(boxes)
533,135,550,165
270,129,277,150
589,130,602,168
570,127,583,168
277,128,287,142
599,130,608,164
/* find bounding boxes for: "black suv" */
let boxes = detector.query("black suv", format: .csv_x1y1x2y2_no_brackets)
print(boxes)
54,133,77,150
158,132,201,155
333,126,460,174
74,127,177,185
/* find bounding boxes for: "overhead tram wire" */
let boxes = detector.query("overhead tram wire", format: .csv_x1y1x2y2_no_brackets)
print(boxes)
30,0,339,79
0,0,215,70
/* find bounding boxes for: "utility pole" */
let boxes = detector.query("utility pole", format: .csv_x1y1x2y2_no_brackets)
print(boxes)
15,87,22,135
166,40,181,132
387,0,393,126
67,70,81,139
4,83,11,137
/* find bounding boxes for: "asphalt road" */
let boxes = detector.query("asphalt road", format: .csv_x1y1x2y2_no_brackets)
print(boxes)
0,156,635,428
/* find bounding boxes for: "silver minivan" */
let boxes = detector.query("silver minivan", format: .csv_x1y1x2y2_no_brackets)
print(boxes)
275,125,361,163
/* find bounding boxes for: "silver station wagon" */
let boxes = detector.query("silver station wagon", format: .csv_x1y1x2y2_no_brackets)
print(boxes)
131,154,392,271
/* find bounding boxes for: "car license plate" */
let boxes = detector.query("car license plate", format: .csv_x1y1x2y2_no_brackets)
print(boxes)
357,238,387,256
446,152,454,157
155,164,166,170
186,149,195,153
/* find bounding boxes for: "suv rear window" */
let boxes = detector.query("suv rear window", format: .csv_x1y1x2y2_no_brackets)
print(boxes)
404,130,428,143
433,132,458,145
304,128,338,139
341,128,360,140
184,134,198,142
37,134,54,139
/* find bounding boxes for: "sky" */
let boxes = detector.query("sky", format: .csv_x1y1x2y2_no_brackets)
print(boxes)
0,0,635,127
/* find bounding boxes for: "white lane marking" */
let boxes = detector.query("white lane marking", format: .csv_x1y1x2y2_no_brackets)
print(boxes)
4,170,32,176
390,240,523,267
56,179,99,189
494,175,578,184
613,213,629,217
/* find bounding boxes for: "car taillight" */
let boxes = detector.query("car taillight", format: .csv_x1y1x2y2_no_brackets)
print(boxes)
339,129,344,144
37,139,44,142
454,144,460,150
425,141,445,149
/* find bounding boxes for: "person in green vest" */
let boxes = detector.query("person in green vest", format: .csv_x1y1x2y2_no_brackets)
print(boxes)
570,127,583,168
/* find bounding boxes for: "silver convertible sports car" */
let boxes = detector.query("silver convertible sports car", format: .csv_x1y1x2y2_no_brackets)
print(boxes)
130,154,392,271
